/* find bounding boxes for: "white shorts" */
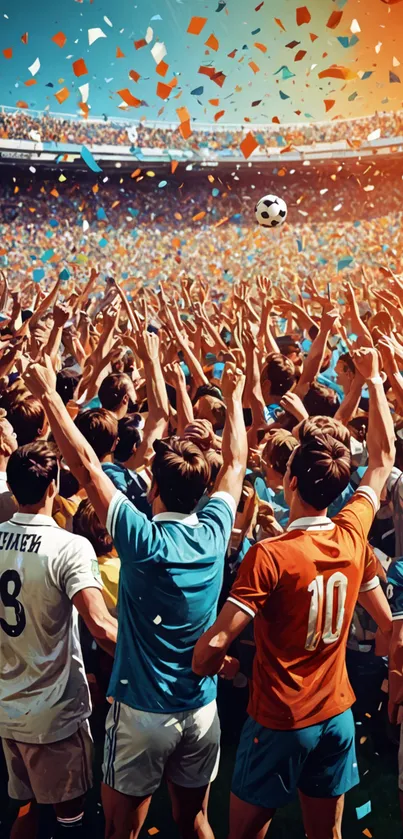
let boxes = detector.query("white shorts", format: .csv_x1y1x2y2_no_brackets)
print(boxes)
103,700,220,796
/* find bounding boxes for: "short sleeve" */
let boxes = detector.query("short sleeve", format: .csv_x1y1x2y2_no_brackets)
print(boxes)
386,467,403,497
332,487,378,542
106,490,160,565
56,535,102,601
360,544,380,594
228,542,279,618
387,559,403,620
198,493,235,557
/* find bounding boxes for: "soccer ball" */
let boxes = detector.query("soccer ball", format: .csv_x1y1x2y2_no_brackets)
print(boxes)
255,194,287,228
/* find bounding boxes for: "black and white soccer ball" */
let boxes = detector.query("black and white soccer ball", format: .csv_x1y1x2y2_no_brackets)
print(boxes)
255,194,287,228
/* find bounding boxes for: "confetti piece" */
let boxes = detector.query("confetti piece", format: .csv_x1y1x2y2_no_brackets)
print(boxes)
156,82,172,99
55,87,70,104
199,65,216,77
145,27,153,44
375,42,382,54
214,109,225,121
79,82,89,102
254,42,267,53
3,48,12,59
153,615,162,624
309,32,318,41
24,79,36,87
327,10,343,28
81,145,102,173
324,99,335,111
360,736,367,744
249,61,260,73
148,830,160,837
274,18,286,32
104,15,113,27
211,71,226,87
116,46,125,58
253,737,259,743
52,31,66,48
362,830,372,838
367,127,381,141
279,90,290,99
28,57,40,77
318,65,356,80
179,120,192,140
191,86,204,95
390,70,401,82
176,106,190,124
296,6,311,25
294,50,306,61
151,42,167,63
59,174,67,182
33,268,45,283
21,32,28,45
59,268,70,281
131,168,141,178
118,88,141,106
393,56,400,66
50,188,59,197
255,1,264,9
240,131,258,159
171,160,179,173
193,211,206,221
350,19,360,33
134,38,147,50
156,60,168,77
187,17,207,35
205,33,219,50
274,65,295,79
73,58,87,77
228,48,237,58
88,28,107,46
356,802,371,820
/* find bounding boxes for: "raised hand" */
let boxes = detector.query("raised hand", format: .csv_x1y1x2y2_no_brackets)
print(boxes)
164,361,186,388
53,303,72,329
23,354,57,399
221,362,245,401
279,391,308,422
352,346,380,380
136,329,160,363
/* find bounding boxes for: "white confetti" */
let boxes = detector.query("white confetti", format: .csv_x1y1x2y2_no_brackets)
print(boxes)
83,219,89,232
333,203,342,211
79,82,89,103
350,19,360,34
393,56,400,67
367,127,381,141
105,77,114,83
29,166,36,173
151,41,167,64
120,679,128,684
28,57,40,76
88,27,107,46
320,188,328,194
363,184,374,191
153,615,162,624
103,15,113,27
145,26,153,44
375,41,382,54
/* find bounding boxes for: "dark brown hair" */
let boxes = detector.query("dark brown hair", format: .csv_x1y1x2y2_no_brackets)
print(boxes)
99,374,134,411
152,437,210,513
290,433,351,510
263,429,298,477
7,441,59,505
261,353,296,397
7,397,46,445
73,498,113,557
75,409,118,459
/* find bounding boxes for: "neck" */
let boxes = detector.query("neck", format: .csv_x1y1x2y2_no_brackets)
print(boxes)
101,453,114,463
288,495,328,525
18,498,54,517
0,455,8,473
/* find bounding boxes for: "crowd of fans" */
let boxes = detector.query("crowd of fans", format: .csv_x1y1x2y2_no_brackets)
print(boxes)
1,107,403,152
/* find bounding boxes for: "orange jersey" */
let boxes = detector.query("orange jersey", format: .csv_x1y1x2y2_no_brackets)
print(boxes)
229,488,379,730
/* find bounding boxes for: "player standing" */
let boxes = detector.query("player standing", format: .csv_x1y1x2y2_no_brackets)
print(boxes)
193,347,394,839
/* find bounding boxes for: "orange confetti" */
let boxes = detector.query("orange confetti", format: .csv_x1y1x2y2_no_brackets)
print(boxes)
156,61,169,77
171,160,179,174
15,100,28,109
187,17,207,35
240,131,258,159
362,831,372,839
249,61,260,74
174,212,182,220
18,804,31,818
72,58,88,77
326,10,343,28
193,211,206,221
131,168,141,178
211,70,226,87
205,33,219,51
208,174,215,182
172,237,181,248
274,18,286,31
254,43,267,53
148,830,160,837
295,49,307,61
209,98,220,105
134,39,147,50
318,65,356,80
54,87,70,104
309,32,318,41
117,88,141,107
199,65,216,78
324,99,335,111
116,47,125,58
296,6,311,25
21,33,28,45
228,48,237,58
176,106,190,124
214,216,229,228
52,31,67,48
3,48,12,59
50,188,59,197
111,201,120,209
129,69,140,83
167,77,177,89
179,120,192,140
214,110,225,121
24,79,37,86
157,82,172,100
272,116,280,123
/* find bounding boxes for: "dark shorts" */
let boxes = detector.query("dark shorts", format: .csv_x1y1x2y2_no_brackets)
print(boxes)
232,709,359,808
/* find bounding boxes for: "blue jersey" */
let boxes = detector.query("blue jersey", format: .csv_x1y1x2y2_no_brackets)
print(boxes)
387,557,403,620
102,462,151,519
106,490,235,713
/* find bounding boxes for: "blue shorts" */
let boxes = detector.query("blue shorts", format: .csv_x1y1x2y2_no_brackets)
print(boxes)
232,709,359,808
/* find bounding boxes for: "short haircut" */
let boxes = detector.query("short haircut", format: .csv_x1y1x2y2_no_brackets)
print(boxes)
7,441,59,506
263,428,298,477
290,433,351,510
56,368,82,405
338,352,355,375
298,416,351,449
99,374,134,411
152,437,210,514
73,498,113,557
7,397,46,445
303,382,338,418
75,408,118,459
261,353,296,397
204,447,223,487
114,414,142,463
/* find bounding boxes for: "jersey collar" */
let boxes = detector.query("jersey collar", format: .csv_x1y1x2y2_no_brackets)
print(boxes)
10,513,60,527
153,511,199,526
287,515,334,532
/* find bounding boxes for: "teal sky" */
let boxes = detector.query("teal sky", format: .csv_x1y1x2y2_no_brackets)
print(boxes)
1,0,403,126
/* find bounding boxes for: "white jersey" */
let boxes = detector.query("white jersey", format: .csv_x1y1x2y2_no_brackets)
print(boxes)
0,512,102,744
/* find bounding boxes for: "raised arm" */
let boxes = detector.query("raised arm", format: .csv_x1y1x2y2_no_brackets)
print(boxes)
295,308,339,398
165,361,194,436
127,330,169,469
214,362,247,509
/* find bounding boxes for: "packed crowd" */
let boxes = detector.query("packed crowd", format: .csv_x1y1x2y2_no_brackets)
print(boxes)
0,259,403,839
2,107,403,152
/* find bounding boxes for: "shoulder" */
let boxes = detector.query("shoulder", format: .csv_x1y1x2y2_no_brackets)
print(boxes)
333,486,378,526
199,491,236,523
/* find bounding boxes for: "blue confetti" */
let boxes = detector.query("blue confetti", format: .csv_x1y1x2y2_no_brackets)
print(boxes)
251,28,261,34
97,207,107,220
81,145,102,173
279,90,290,100
297,239,303,252
98,237,108,248
151,14,162,19
158,180,167,188
348,91,358,101
59,268,70,281
41,249,54,262
337,256,353,271
127,207,139,217
33,268,45,283
356,802,371,820
361,71,372,80
191,86,204,96
49,219,59,227
274,65,295,80
212,187,220,197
